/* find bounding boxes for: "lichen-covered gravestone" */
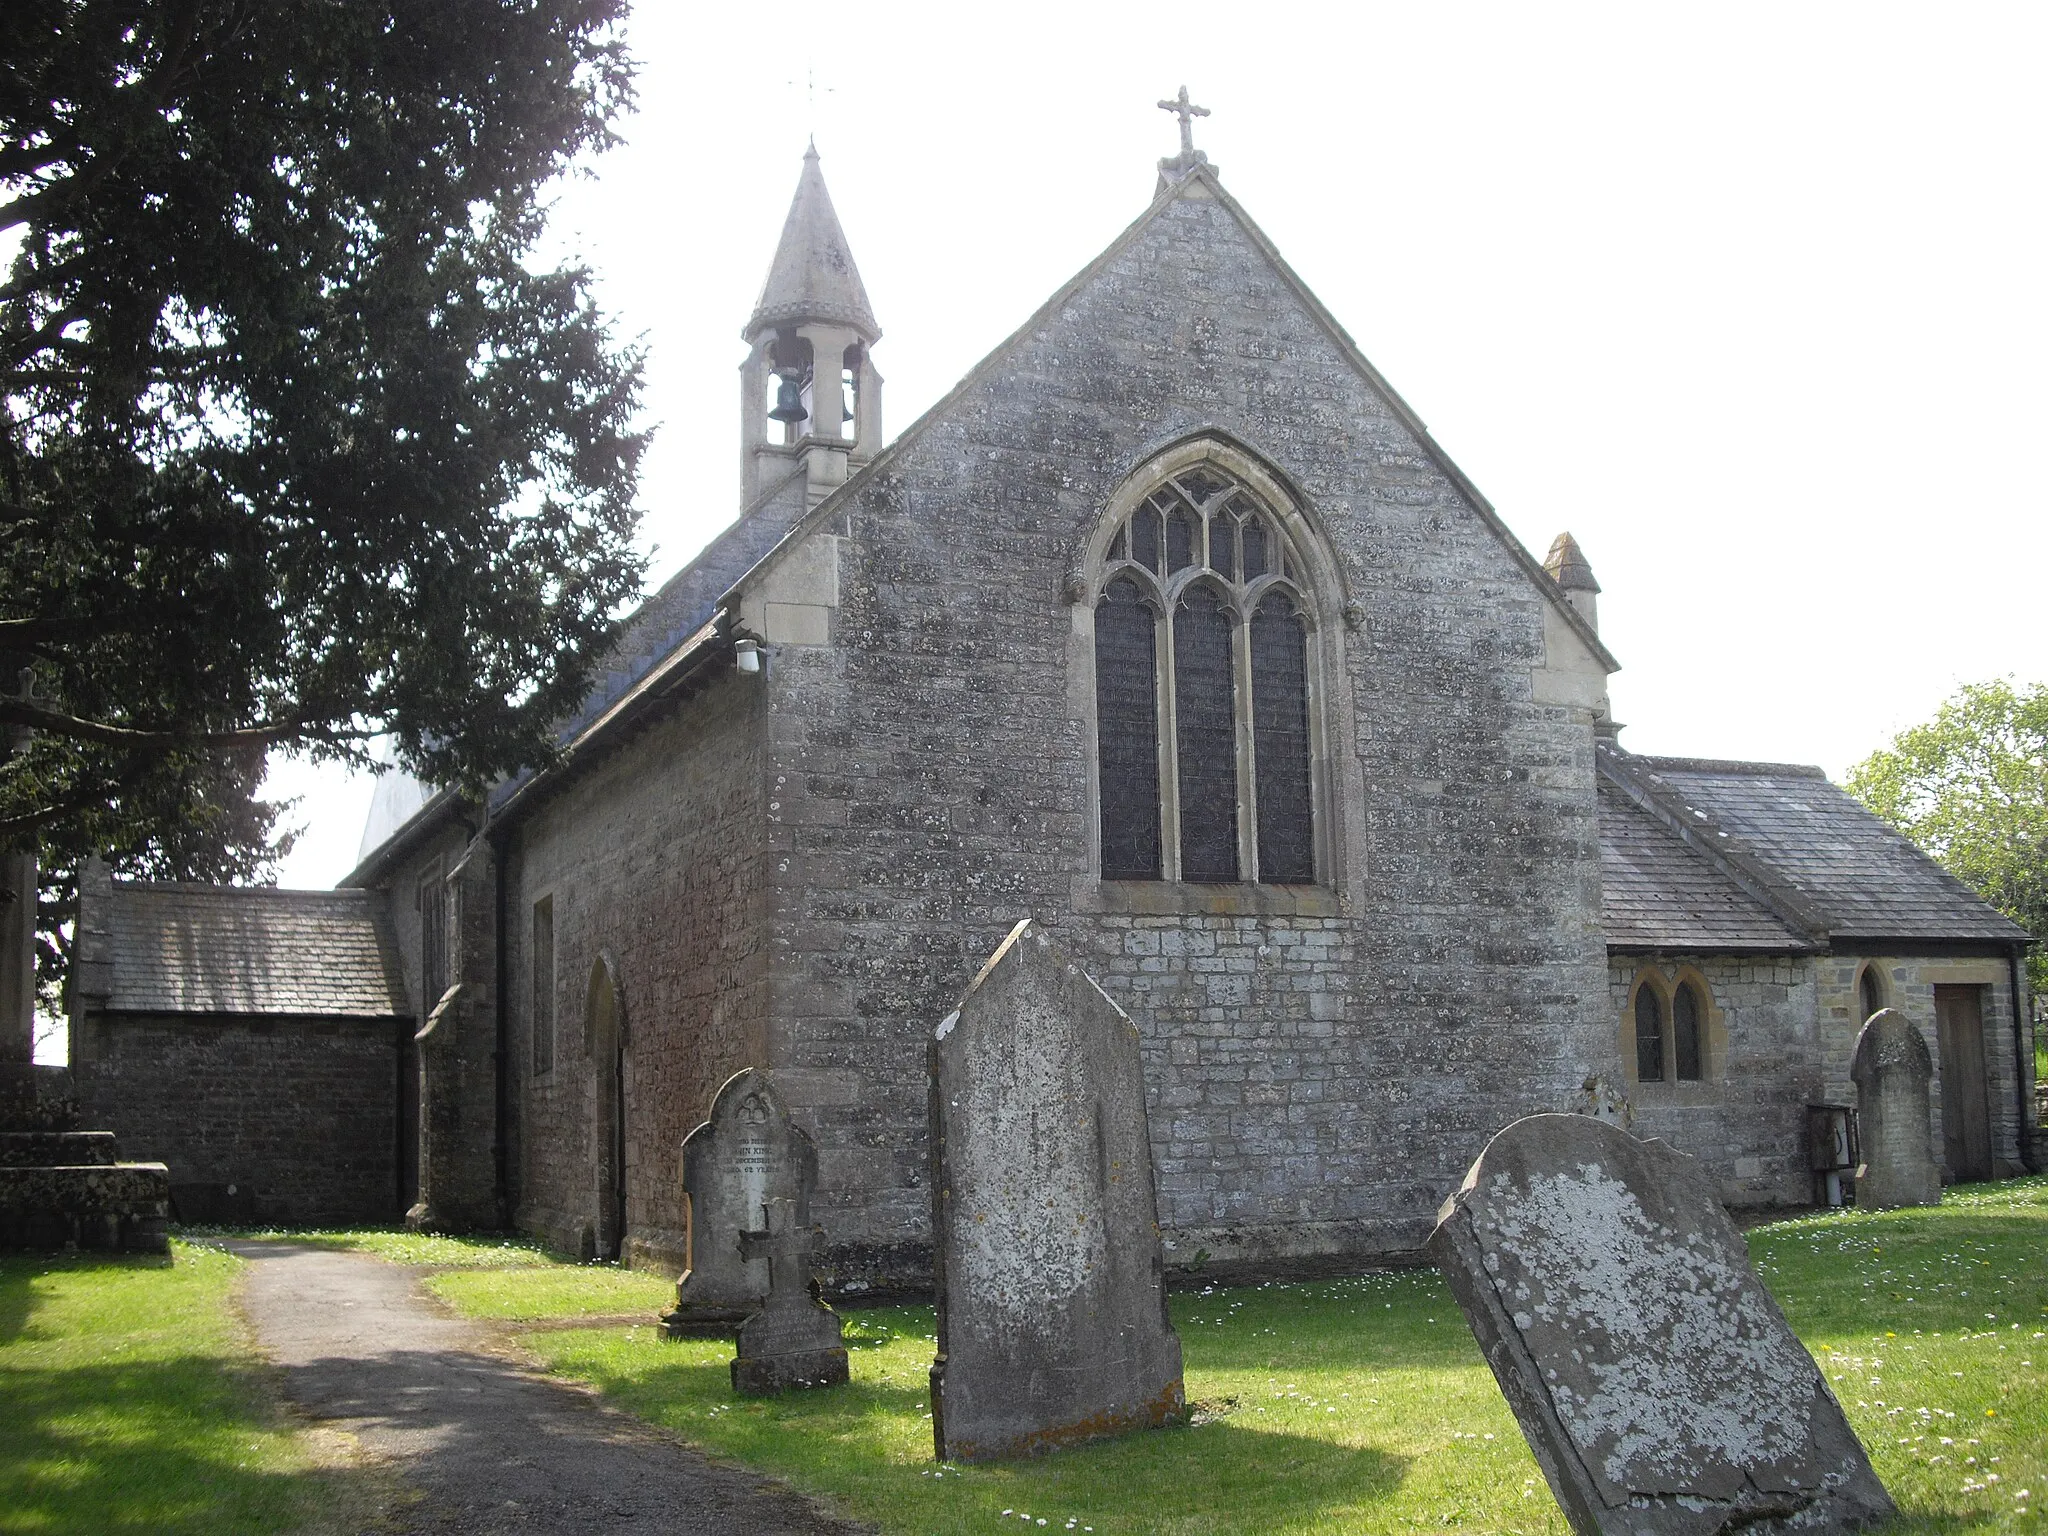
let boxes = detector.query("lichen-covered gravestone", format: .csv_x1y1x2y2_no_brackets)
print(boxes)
928,919,1185,1462
730,1197,849,1395
1430,1113,1893,1535
1850,1009,1941,1211
661,1068,816,1337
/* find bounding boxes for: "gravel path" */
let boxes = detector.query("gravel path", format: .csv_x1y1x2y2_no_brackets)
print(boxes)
227,1240,869,1535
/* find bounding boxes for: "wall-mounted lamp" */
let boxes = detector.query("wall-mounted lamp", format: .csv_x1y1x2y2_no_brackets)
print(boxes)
734,638,761,674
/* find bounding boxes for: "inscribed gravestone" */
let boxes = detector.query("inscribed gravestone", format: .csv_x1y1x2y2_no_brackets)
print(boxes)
928,919,1184,1462
730,1197,850,1395
1850,1009,1940,1210
1430,1113,1892,1536
662,1068,816,1337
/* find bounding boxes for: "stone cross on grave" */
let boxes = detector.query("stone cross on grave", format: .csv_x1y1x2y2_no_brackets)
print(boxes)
737,1197,819,1298
1157,85,1210,159
729,1197,848,1395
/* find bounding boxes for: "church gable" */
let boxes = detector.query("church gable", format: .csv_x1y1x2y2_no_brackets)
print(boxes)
743,166,1619,1261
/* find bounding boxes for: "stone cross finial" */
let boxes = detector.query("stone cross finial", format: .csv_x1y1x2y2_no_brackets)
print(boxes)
1157,86,1210,159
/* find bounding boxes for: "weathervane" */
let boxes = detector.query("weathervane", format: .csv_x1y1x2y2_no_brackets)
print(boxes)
1156,85,1215,185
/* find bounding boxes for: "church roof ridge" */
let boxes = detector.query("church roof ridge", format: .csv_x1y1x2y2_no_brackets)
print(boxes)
744,142,878,343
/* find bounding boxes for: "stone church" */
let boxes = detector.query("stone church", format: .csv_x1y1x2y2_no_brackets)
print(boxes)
69,129,2036,1282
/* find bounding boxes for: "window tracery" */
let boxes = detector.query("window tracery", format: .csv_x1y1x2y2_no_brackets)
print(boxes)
1091,462,1320,885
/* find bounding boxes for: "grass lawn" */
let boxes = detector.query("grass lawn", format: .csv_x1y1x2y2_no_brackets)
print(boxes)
0,1239,373,1535
393,1177,2047,1535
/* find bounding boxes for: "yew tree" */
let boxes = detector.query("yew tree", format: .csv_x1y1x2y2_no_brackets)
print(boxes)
1,2,647,983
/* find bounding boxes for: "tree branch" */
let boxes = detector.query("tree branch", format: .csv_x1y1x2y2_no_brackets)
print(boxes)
0,698,371,749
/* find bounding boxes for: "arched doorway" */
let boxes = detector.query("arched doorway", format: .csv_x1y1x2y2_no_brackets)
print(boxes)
586,954,627,1261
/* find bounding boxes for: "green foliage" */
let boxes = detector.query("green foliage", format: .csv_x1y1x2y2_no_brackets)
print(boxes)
1848,679,2048,993
0,1239,375,1534
1,1,647,997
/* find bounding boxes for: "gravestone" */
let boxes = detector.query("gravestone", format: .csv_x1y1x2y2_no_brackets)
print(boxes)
662,1067,816,1336
928,919,1184,1462
1850,1009,1941,1210
1430,1113,1893,1536
729,1197,850,1395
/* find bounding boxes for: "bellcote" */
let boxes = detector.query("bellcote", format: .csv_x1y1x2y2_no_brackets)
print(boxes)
740,145,884,510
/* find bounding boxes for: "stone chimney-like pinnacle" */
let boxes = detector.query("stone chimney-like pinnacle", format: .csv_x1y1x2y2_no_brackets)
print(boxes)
743,142,879,345
1543,531,1600,593
1544,531,1601,633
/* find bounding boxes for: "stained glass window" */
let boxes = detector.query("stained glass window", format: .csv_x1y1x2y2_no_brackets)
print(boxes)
1092,461,1323,886
1095,579,1162,879
1251,594,1313,883
1174,584,1239,882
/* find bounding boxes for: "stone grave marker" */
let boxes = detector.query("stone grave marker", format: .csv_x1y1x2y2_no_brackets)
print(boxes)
662,1067,816,1336
1851,1009,1941,1210
730,1197,849,1395
1429,1113,1893,1535
928,918,1184,1462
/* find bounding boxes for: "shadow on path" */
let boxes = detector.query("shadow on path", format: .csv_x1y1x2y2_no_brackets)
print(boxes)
228,1240,866,1535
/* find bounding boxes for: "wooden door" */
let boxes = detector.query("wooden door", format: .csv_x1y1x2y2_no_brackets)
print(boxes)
1934,985,1994,1182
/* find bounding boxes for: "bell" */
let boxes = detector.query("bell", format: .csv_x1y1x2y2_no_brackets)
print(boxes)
768,375,807,425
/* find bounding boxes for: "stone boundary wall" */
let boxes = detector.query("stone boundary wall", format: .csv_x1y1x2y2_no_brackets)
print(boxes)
71,1009,403,1224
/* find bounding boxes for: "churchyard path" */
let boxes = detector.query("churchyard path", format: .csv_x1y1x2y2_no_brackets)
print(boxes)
227,1240,870,1535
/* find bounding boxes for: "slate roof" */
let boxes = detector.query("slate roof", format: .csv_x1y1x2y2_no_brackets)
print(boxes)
97,883,410,1017
1600,751,2029,949
1598,780,1808,952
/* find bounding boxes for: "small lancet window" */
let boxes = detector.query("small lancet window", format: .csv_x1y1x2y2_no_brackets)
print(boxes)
1635,985,1665,1082
1859,966,1883,1023
1673,980,1703,1081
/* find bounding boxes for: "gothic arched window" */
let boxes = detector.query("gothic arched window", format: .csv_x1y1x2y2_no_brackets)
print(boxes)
1672,978,1704,1082
1092,464,1320,884
1634,984,1665,1083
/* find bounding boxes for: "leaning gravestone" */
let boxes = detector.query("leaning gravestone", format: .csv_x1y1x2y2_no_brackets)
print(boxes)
1850,1009,1941,1210
928,919,1184,1462
730,1197,850,1395
1430,1114,1893,1535
662,1068,816,1336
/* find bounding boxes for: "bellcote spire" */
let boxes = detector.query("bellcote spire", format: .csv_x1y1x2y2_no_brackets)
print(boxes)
744,142,878,345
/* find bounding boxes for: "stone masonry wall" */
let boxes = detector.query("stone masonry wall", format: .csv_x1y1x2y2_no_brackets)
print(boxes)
72,1009,402,1223
1607,954,1820,1208
505,668,768,1266
1816,953,2029,1179
756,185,1614,1278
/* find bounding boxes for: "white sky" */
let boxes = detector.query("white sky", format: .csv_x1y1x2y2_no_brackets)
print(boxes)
266,0,2048,890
